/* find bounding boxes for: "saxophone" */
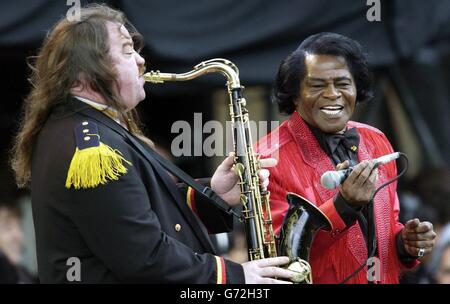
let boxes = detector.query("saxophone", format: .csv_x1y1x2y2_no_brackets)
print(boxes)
143,58,331,283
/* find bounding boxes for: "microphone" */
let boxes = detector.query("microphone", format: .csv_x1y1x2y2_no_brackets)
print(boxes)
320,152,400,189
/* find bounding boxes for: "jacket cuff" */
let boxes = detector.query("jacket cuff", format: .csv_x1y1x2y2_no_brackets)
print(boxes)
220,257,245,284
334,192,360,226
319,197,347,238
213,256,227,284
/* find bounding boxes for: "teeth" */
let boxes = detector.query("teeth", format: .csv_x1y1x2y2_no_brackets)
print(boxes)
320,105,343,116
321,108,342,115
321,106,343,110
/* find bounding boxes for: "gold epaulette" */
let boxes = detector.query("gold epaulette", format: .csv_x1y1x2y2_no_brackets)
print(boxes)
65,121,132,189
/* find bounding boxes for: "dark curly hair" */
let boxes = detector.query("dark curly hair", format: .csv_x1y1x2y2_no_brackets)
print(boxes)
273,32,373,114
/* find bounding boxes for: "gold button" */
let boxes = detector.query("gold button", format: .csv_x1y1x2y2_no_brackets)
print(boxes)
84,136,91,141
175,224,181,232
82,129,89,133
82,121,89,126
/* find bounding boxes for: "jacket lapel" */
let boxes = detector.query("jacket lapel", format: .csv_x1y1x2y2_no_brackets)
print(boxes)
287,112,338,204
287,112,368,265
354,128,391,275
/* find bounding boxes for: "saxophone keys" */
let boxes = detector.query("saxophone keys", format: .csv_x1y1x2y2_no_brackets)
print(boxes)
234,162,245,176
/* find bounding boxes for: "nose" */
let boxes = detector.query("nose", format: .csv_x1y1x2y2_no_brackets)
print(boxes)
135,52,145,71
323,84,341,100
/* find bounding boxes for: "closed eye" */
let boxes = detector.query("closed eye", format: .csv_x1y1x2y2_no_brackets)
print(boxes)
336,83,351,88
123,42,135,55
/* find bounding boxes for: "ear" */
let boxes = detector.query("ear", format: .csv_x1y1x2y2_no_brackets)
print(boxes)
70,82,84,95
70,72,88,94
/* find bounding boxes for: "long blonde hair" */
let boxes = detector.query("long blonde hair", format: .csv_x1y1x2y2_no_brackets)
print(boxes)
11,4,150,188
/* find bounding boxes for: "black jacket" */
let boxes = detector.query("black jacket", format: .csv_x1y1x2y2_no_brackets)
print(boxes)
31,98,244,283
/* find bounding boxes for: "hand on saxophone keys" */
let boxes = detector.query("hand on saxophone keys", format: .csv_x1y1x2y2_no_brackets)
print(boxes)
242,256,299,284
210,152,277,206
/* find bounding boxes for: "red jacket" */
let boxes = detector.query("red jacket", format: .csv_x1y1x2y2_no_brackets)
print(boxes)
256,112,418,284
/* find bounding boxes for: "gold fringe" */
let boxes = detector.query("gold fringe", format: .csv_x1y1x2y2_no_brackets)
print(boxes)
65,142,132,189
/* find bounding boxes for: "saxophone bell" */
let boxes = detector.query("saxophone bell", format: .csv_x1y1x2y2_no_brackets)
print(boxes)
279,192,332,283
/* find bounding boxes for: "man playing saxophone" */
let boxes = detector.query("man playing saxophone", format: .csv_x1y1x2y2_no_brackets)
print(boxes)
10,4,297,283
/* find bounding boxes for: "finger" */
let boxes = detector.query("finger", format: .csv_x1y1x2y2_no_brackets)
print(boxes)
404,218,420,230
345,160,367,184
255,256,290,267
404,243,420,257
258,169,270,180
336,160,350,171
262,178,269,189
415,222,434,233
260,158,278,168
349,161,373,186
403,240,435,249
356,161,376,187
261,278,293,284
219,152,236,170
403,230,437,242
404,244,432,257
258,169,270,190
363,167,378,187
260,266,297,279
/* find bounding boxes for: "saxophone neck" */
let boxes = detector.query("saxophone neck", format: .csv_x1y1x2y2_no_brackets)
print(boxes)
143,58,241,91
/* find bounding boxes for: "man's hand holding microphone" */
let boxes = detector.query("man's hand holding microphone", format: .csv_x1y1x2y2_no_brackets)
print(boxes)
321,153,436,258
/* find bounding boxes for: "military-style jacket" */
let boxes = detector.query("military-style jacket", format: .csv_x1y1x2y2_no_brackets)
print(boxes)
31,98,244,283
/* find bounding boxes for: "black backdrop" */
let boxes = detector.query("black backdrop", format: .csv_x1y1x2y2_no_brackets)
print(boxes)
0,0,449,198
1,0,449,85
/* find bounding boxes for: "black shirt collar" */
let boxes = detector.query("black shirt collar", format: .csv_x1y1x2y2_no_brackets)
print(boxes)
307,123,360,167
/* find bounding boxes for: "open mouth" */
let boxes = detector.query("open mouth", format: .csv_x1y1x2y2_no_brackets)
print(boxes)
320,105,344,116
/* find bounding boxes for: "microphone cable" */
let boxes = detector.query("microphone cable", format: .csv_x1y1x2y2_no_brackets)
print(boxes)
340,152,408,284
